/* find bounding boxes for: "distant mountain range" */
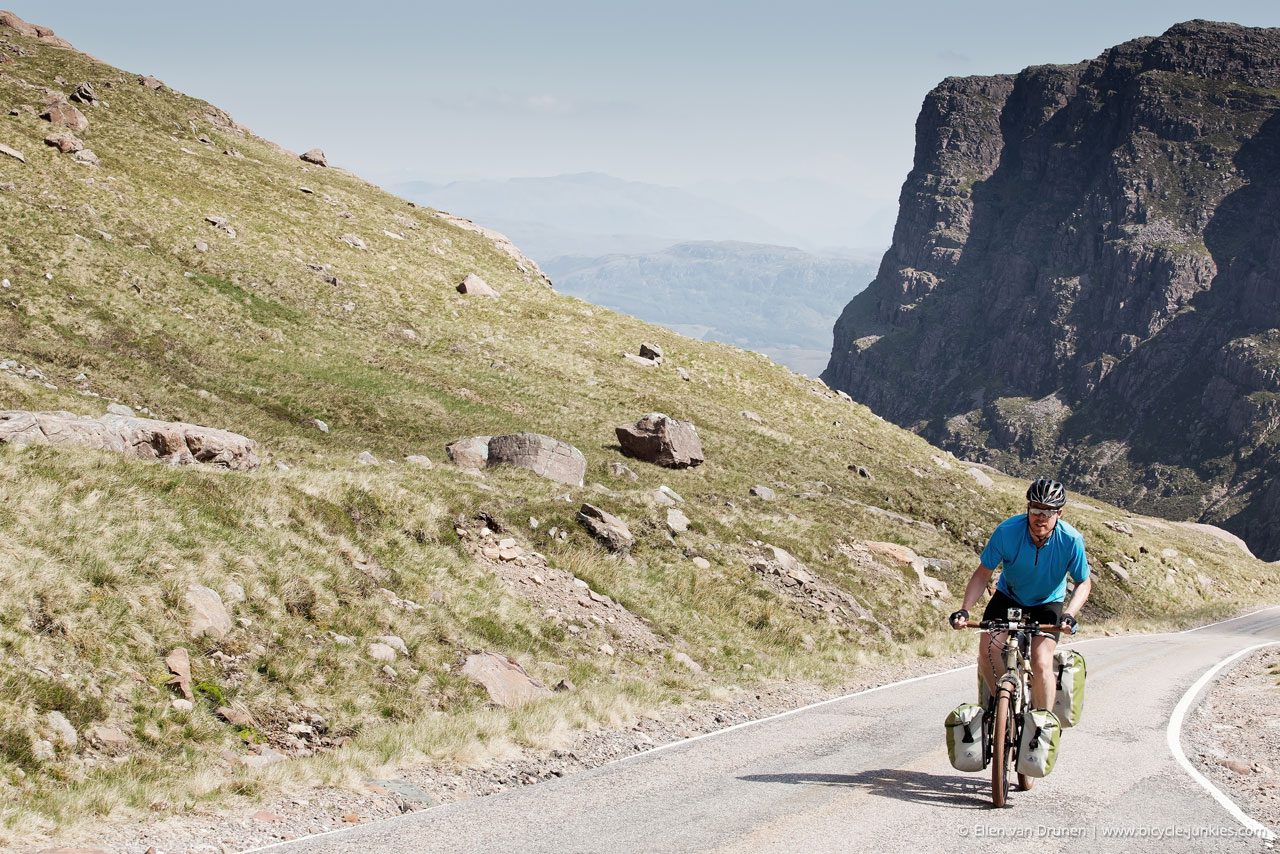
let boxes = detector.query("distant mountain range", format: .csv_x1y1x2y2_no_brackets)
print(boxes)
392,173,881,375
544,242,875,377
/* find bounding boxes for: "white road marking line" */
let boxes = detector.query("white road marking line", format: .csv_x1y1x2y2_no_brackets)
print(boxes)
1166,641,1279,841
1178,604,1280,634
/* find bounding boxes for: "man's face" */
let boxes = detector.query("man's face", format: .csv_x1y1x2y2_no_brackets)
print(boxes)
1027,503,1060,539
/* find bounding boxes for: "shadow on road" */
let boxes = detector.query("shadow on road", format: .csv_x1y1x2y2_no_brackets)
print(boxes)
737,768,989,809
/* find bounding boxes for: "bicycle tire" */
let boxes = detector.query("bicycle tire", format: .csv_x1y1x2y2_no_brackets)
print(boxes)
991,688,1013,807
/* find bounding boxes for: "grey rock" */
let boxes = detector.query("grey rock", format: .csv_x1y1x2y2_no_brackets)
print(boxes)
616,412,704,468
356,450,378,466
367,642,397,663
32,739,55,761
40,102,88,132
186,584,231,639
675,367,691,381
1107,561,1131,583
666,508,690,534
750,485,777,500
0,411,262,470
639,342,664,363
405,454,433,468
300,148,328,166
486,433,587,487
672,651,703,673
0,143,24,163
45,711,77,748
623,353,658,368
577,503,634,554
374,635,409,656
606,460,638,481
457,274,498,297
461,651,552,708
310,418,330,434
445,435,492,471
338,233,367,250
741,410,763,423
44,132,83,153
106,403,134,417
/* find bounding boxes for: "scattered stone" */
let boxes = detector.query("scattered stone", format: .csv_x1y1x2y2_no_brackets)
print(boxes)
239,746,286,769
606,461,638,481
367,643,397,663
691,556,711,570
616,413,704,468
850,464,872,479
750,485,776,501
666,508,690,534
193,240,209,253
486,433,587,487
310,418,330,433
138,75,163,90
639,342,664,363
461,652,552,708
405,454,433,467
186,584,232,639
299,186,314,194
356,450,378,466
0,410,260,470
374,635,409,656
863,541,951,599
338,233,367,250
457,274,499,297
1218,758,1253,775
44,132,83,153
966,467,995,489
0,143,26,163
577,503,634,554
741,410,763,423
598,643,615,656
32,739,54,761
253,810,285,824
222,581,246,605
165,647,194,701
445,435,492,472
657,485,684,504
801,634,817,652
553,679,574,692
301,148,328,166
1161,548,1180,559
45,711,77,748
106,402,134,417
171,699,193,712
205,215,236,238
672,652,703,673
1104,520,1134,536
87,725,129,749
623,353,658,368
675,367,691,381
40,103,88,132
1106,561,1130,583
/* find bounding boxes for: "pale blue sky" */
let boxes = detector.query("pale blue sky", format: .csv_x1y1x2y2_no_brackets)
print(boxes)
16,2,1280,201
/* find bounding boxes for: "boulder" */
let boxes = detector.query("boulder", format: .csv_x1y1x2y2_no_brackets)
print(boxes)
40,102,88,132
138,75,164,90
486,433,587,487
864,541,952,599
405,454,433,468
0,410,260,470
1106,561,1130,583
0,10,38,36
623,353,658,368
165,647,194,701
639,342,664,363
577,503,634,554
461,651,552,708
666,508,690,534
741,410,763,423
691,556,711,570
367,642,397,663
445,435,491,471
87,725,129,749
44,132,83,153
616,413,704,468
457,274,499,297
606,460,638,481
72,149,99,166
966,467,995,489
750,485,776,501
69,82,98,105
45,711,77,748
675,367,691,382
356,450,378,466
300,148,328,166
672,651,703,673
338,233,366,250
186,584,232,639
0,143,25,163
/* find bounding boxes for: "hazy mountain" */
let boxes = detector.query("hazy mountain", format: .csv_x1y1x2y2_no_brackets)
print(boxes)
545,242,877,376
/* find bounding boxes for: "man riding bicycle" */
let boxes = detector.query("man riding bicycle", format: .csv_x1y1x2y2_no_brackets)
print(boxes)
949,477,1092,714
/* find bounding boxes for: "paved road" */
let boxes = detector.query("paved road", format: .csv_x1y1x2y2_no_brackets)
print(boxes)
266,608,1280,853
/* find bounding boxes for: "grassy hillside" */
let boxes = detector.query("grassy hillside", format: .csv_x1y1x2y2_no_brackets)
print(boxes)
0,17,1275,843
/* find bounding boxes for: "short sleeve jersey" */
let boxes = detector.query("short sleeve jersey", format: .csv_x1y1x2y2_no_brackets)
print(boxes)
979,514,1089,606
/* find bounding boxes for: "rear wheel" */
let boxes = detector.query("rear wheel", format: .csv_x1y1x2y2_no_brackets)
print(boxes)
991,689,1014,807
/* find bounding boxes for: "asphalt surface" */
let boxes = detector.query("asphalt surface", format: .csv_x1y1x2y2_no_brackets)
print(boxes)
265,608,1280,854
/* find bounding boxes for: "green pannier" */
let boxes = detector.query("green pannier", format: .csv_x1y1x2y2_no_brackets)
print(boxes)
1016,708,1061,777
1052,648,1086,727
945,703,986,772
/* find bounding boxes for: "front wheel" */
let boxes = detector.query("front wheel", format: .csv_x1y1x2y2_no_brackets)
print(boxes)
991,689,1014,807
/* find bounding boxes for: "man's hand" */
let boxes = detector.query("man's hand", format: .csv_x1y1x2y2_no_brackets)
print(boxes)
1059,613,1078,634
949,609,969,630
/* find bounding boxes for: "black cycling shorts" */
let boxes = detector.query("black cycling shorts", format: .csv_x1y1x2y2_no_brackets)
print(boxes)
982,589,1063,639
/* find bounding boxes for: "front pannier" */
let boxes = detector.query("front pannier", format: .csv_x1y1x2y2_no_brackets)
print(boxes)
945,703,987,772
1016,708,1061,777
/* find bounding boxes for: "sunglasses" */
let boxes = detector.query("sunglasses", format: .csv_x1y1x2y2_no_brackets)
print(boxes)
1027,505,1060,518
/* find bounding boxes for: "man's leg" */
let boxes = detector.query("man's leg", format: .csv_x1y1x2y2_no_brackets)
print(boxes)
1030,634,1058,710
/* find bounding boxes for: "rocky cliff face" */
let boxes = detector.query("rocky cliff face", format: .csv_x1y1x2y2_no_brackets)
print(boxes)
824,20,1280,559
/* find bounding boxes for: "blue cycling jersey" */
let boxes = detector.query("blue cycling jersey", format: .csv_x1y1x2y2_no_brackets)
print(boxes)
979,514,1089,606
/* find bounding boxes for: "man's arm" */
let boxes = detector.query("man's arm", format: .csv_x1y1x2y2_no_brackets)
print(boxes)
950,564,993,628
1063,576,1091,621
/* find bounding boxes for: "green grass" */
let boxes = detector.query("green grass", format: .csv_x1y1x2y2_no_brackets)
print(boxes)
0,24,1276,846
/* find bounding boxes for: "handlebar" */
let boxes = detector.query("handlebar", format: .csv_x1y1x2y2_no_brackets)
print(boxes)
960,619,1063,633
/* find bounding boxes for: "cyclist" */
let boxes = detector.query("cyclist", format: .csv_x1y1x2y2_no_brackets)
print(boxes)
948,477,1092,715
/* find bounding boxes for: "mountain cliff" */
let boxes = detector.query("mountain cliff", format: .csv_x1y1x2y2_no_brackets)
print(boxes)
823,20,1280,560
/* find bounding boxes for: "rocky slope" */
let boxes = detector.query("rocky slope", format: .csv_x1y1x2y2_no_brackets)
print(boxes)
0,10,1274,848
823,20,1280,560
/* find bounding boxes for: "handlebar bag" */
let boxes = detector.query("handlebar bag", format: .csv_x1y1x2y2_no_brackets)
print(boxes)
1052,649,1086,727
945,703,987,772
1016,708,1062,777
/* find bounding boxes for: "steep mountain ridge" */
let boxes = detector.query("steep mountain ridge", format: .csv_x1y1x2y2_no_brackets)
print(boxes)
0,10,1273,845
823,20,1280,559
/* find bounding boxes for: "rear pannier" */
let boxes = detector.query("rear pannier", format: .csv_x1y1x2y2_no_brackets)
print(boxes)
1052,648,1086,727
945,703,987,772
